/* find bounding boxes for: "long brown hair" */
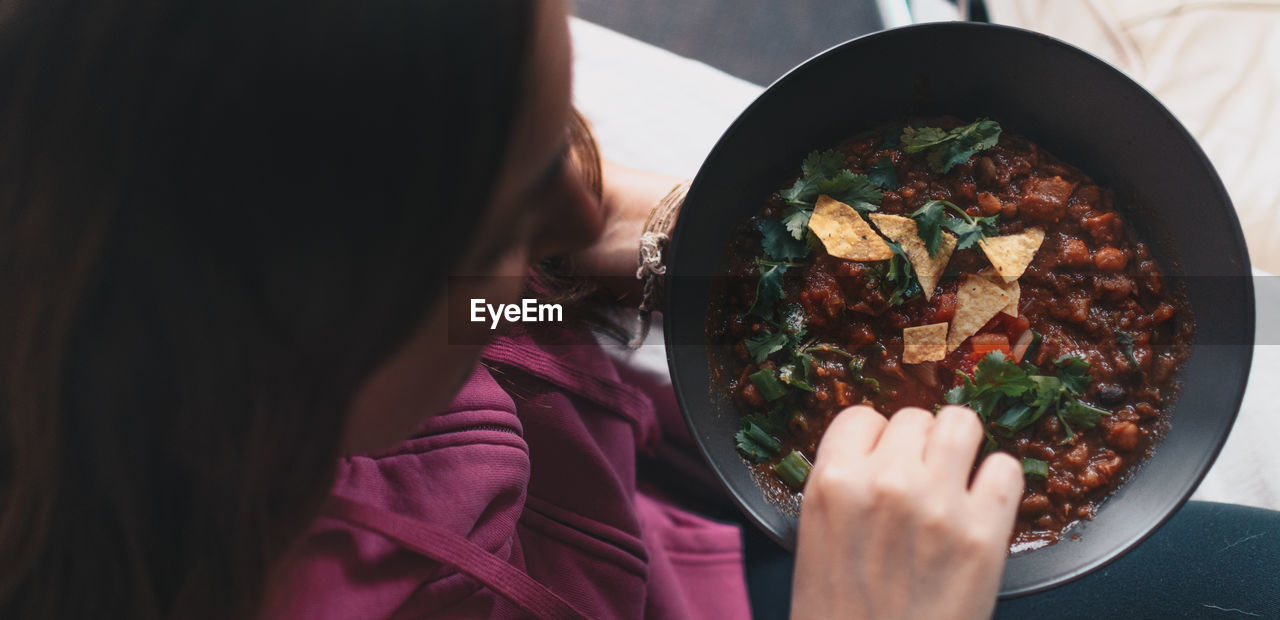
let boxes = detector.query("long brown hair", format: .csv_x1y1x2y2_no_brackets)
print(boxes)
0,1,536,617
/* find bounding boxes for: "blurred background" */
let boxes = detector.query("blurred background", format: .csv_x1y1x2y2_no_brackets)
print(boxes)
574,0,974,85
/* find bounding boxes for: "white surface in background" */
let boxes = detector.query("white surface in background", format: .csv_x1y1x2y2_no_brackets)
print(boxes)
570,17,1278,512
1190,269,1280,511
877,0,915,28
985,0,1280,275
569,18,763,180
908,0,963,23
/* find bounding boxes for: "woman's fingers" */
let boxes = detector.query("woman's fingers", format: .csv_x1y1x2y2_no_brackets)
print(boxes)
815,405,888,463
792,405,1023,620
924,405,985,486
815,402,1021,538
969,451,1025,538
867,406,934,463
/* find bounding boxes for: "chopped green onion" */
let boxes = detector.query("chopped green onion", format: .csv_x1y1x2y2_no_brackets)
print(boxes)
1021,458,1049,479
735,422,781,463
749,368,788,401
779,363,814,392
788,411,809,435
848,355,866,374
807,343,855,359
774,450,813,490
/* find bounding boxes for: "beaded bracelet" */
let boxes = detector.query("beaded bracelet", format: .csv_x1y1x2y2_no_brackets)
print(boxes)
631,181,690,347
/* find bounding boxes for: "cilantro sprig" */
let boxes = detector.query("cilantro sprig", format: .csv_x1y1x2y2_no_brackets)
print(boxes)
782,208,812,242
817,170,883,212
740,305,869,411
757,218,810,261
776,149,884,241
748,258,798,317
745,305,808,363
879,241,923,306
867,156,899,190
749,217,812,317
744,330,792,364
901,119,1002,174
944,212,1000,251
909,199,999,257
780,150,883,211
779,150,844,207
945,351,1111,444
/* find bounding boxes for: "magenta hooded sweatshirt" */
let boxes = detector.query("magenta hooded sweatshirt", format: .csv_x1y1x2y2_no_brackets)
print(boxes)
264,326,752,619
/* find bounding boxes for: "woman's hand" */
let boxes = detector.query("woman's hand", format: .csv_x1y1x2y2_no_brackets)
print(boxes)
791,405,1024,620
567,160,685,301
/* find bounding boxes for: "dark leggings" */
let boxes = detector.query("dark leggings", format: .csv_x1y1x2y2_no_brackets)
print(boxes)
741,501,1280,619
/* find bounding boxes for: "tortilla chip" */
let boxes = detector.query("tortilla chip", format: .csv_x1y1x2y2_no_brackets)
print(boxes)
807,195,894,261
867,213,956,299
948,274,1018,352
978,269,1020,316
978,227,1045,282
903,322,948,364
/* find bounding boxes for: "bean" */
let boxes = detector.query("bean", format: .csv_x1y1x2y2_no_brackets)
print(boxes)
833,381,855,407
1107,422,1140,451
813,385,830,402
1065,293,1091,323
1115,406,1139,423
977,192,1002,215
1026,442,1055,461
1019,493,1052,516
1096,383,1126,405
1046,476,1073,498
1096,452,1124,477
1058,238,1091,267
1065,443,1089,469
1081,213,1117,244
1079,467,1102,490
977,156,998,185
1093,247,1127,272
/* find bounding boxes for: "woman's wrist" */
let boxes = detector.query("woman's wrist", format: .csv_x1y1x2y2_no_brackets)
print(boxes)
568,161,686,290
631,180,688,344
636,181,688,308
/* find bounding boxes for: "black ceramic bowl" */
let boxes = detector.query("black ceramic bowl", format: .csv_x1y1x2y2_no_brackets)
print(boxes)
664,22,1253,597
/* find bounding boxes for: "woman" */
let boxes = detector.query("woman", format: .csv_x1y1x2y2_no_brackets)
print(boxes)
0,0,1022,618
